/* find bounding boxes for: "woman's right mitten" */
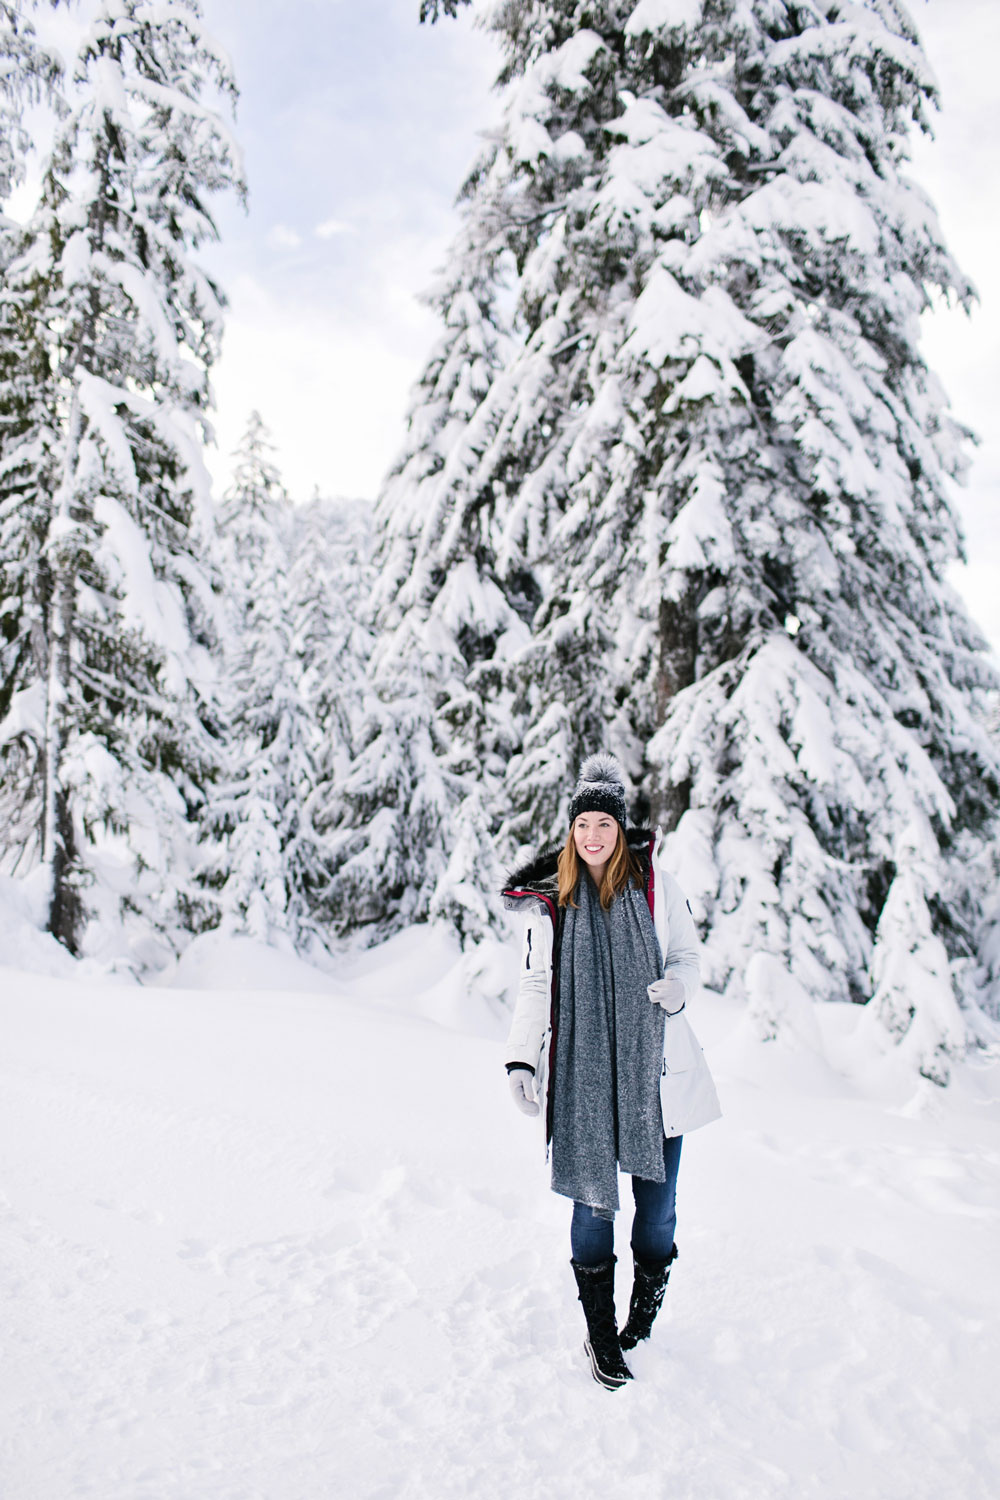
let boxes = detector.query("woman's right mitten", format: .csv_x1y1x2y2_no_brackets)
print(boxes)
507,1067,540,1117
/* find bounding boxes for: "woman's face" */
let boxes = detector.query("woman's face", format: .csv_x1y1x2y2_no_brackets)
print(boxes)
573,812,619,878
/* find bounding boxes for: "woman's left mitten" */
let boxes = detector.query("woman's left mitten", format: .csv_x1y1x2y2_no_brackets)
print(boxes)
647,976,687,1015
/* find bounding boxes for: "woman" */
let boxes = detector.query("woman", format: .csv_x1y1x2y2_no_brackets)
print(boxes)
502,753,720,1390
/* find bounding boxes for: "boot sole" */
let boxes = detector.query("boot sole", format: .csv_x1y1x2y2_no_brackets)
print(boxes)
583,1339,632,1390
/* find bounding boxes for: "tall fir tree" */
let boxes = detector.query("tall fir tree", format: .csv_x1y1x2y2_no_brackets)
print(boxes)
217,410,287,581
287,493,377,945
0,2,64,871
206,413,332,954
288,494,373,779
0,0,244,962
204,416,378,957
366,0,999,1077
341,221,514,945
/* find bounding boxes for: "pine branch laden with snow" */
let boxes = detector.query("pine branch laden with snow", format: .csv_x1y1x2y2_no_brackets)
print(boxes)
321,669,459,945
363,0,999,1068
428,790,506,947
0,0,244,964
0,1,64,205
418,0,471,23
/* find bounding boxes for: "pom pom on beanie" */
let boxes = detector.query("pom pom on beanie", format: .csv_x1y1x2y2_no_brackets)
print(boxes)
568,752,628,829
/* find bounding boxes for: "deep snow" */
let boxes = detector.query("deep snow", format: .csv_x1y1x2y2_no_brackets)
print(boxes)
2,917,999,1500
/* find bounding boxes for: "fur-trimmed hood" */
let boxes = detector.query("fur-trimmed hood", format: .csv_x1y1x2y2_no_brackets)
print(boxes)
501,827,655,908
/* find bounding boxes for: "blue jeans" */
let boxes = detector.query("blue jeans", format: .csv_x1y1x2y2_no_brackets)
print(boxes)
570,1135,682,1267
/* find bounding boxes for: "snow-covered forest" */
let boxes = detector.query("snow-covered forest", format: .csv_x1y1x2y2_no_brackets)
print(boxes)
3,3,1000,1494
3,0,998,1077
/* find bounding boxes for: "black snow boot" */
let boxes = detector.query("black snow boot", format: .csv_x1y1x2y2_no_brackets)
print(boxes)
570,1257,633,1391
618,1243,678,1351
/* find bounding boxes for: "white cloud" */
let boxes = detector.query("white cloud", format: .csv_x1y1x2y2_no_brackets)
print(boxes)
265,224,302,251
314,217,354,239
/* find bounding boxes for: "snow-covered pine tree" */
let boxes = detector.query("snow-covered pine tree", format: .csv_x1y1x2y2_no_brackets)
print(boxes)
0,3,65,872
328,206,519,944
0,244,55,876
205,414,333,953
379,0,999,1074
0,0,244,962
217,410,287,584
625,0,1000,1081
322,656,461,942
288,495,375,887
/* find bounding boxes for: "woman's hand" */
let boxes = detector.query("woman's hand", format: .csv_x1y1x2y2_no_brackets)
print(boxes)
507,1067,540,1116
647,975,687,1015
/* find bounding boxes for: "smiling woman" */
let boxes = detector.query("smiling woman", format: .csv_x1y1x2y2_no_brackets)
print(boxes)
501,753,720,1391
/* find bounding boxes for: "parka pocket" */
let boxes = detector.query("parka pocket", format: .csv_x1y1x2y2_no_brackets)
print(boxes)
662,1013,699,1074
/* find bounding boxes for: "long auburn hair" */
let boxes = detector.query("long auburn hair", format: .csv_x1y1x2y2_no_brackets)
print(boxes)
557,822,644,911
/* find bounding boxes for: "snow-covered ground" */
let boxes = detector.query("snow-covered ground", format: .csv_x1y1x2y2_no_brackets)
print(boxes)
3,911,999,1500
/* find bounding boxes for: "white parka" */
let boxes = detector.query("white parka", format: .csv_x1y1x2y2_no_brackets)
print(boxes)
504,827,721,1140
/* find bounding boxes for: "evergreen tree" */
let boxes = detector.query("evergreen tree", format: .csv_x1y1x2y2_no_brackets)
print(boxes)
206,414,330,952
323,648,458,943
0,0,244,961
283,495,380,948
205,422,377,957
0,2,64,874
288,495,373,817
217,410,288,579
369,0,998,1074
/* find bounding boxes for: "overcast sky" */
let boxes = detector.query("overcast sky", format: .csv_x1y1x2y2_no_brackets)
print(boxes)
196,0,499,498
193,1,998,653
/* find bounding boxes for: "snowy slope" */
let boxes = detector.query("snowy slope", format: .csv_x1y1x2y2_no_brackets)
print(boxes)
2,928,999,1500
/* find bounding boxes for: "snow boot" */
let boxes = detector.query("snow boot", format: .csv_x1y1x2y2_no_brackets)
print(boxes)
618,1244,678,1351
570,1256,633,1391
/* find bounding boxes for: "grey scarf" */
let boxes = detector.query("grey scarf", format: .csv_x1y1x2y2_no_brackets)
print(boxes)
550,872,666,1218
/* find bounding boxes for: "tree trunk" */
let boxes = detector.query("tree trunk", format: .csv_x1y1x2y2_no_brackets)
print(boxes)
650,591,697,831
42,389,82,952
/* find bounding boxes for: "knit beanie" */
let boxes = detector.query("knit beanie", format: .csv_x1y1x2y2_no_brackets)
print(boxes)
568,752,628,829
